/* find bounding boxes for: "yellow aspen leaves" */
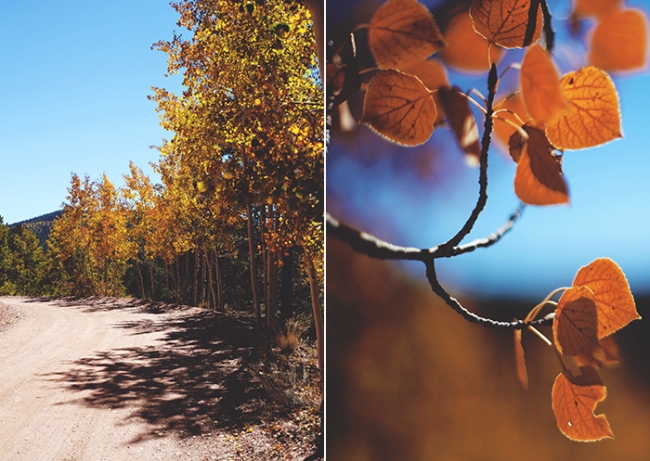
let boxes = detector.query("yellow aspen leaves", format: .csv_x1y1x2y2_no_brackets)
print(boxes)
438,12,503,72
553,286,599,356
362,69,437,146
545,67,622,150
470,0,543,48
552,366,614,442
511,125,569,206
589,9,649,73
368,0,445,70
572,257,640,338
521,44,569,125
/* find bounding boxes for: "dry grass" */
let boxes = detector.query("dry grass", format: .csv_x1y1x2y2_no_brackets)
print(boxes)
275,318,307,353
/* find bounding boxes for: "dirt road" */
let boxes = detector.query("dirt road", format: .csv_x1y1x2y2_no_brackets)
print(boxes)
0,297,311,461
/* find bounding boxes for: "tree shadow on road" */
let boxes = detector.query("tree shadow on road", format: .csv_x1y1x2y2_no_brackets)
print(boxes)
43,299,270,443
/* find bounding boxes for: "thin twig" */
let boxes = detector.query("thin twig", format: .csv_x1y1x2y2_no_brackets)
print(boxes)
425,258,551,329
440,63,498,250
327,203,523,261
450,203,525,257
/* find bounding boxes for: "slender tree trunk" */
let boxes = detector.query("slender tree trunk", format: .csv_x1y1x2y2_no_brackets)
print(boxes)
192,249,200,306
200,248,207,307
135,260,146,299
205,249,217,310
279,247,295,321
148,260,156,300
175,256,182,303
213,248,223,311
260,206,269,322
305,254,323,375
246,203,261,325
181,253,190,304
164,261,170,295
266,249,275,328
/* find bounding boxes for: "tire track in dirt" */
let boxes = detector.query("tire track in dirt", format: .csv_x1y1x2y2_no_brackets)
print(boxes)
0,297,189,461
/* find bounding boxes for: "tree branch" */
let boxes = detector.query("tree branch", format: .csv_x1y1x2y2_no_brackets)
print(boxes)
450,203,525,257
523,0,541,47
424,258,551,329
540,0,555,52
326,214,435,261
440,63,498,250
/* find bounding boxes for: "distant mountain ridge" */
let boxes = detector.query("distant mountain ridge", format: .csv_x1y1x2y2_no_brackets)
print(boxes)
11,210,63,227
10,210,63,247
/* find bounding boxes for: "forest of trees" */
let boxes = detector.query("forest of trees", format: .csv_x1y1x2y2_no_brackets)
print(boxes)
0,0,323,346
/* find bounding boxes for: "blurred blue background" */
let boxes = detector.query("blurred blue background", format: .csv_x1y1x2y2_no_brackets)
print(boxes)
327,0,650,300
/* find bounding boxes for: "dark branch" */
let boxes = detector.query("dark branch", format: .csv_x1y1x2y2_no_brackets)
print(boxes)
450,203,525,257
440,63,498,250
327,203,523,262
523,0,541,47
540,0,555,52
326,214,434,261
424,259,552,329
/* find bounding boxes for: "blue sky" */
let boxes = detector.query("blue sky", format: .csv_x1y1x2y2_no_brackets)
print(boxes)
0,1,182,224
327,0,650,299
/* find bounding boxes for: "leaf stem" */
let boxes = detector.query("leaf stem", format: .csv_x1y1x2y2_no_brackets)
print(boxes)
528,325,553,347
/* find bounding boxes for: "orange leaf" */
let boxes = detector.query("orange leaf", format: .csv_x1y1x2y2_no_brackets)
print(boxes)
589,9,649,73
438,87,480,165
368,0,445,70
521,44,569,124
552,366,614,442
553,286,599,356
545,67,622,150
470,0,543,49
362,69,437,146
493,93,532,151
438,12,503,72
574,0,622,20
403,60,449,126
575,335,622,369
514,329,528,390
572,258,641,338
512,125,569,206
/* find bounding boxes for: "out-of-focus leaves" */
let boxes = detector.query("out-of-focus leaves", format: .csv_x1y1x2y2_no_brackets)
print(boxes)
514,329,528,390
493,93,532,150
438,12,503,72
589,9,649,73
438,86,480,164
521,44,569,124
368,0,445,70
573,0,622,20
